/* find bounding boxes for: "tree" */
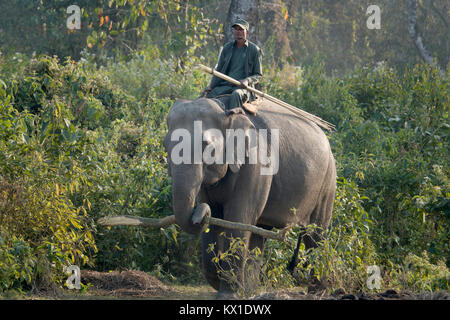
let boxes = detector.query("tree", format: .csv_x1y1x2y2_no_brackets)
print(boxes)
261,0,293,64
225,0,293,65
407,0,445,74
225,0,258,44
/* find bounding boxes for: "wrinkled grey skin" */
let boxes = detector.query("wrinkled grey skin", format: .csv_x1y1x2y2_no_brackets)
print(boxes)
163,98,336,297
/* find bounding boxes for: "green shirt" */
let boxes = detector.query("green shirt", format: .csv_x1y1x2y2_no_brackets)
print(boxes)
227,45,247,83
210,45,248,96
209,40,263,96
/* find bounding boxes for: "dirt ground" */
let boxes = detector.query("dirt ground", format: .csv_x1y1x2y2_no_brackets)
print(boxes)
59,270,449,300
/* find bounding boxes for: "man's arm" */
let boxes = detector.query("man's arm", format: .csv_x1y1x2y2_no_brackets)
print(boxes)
246,46,263,87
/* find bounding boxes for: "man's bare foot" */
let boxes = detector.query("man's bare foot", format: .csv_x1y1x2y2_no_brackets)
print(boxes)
225,107,245,116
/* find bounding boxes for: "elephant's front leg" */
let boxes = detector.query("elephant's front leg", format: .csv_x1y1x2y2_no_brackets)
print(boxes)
216,205,264,297
202,222,253,297
216,169,272,298
202,224,221,291
217,227,252,298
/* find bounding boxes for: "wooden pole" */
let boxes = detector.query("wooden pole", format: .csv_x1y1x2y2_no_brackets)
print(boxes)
197,64,336,132
98,215,292,243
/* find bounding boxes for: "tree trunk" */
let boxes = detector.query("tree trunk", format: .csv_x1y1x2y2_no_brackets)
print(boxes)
225,0,293,64
262,0,293,65
225,0,258,43
407,0,443,74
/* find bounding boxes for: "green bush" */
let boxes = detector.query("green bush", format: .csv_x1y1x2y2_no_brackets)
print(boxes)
295,178,378,292
0,230,34,292
0,93,97,292
7,55,135,129
390,252,449,292
262,62,448,293
104,44,209,102
1,50,448,294
259,177,378,293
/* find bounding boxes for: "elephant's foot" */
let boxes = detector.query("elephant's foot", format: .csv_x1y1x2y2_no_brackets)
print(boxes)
204,271,221,291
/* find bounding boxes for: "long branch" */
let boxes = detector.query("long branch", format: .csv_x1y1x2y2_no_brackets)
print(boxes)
98,215,292,242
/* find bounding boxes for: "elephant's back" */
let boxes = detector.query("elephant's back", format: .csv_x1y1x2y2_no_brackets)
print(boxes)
251,99,335,228
250,99,331,154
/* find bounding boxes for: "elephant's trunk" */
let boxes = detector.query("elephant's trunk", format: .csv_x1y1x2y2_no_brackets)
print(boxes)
171,164,210,235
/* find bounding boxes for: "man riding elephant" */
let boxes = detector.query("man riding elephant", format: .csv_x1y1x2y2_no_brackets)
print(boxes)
202,19,263,113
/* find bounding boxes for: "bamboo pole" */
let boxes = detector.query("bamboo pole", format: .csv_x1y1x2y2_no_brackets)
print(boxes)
98,215,292,242
197,64,336,132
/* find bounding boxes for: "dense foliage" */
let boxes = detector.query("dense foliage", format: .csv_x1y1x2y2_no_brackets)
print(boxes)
0,1,448,296
1,1,448,74
1,51,447,294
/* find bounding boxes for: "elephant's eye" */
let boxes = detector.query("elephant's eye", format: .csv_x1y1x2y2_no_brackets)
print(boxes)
202,130,224,165
203,129,222,146
202,133,212,151
202,140,216,157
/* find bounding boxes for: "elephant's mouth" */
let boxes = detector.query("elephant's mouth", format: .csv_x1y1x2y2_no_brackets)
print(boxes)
203,180,220,189
202,166,231,189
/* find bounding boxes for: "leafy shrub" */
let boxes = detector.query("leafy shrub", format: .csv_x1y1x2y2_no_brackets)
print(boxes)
207,235,265,298
259,62,448,293
0,57,102,292
0,99,97,292
104,44,209,102
390,252,449,292
8,55,135,129
0,230,34,292
1,49,448,294
293,178,378,292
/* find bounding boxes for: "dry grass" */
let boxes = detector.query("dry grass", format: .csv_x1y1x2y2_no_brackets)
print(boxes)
81,270,177,298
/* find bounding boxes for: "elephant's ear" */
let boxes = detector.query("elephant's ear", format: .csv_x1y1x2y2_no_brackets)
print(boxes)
225,114,256,173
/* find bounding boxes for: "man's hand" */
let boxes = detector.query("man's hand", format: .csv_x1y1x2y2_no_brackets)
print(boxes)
201,86,212,97
239,79,249,89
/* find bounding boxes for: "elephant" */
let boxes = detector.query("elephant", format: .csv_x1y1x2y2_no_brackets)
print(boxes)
163,97,336,297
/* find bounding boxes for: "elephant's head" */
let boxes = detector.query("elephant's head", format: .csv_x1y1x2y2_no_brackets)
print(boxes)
163,99,255,234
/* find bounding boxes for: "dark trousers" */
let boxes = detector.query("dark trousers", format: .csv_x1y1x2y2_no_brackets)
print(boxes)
207,86,249,110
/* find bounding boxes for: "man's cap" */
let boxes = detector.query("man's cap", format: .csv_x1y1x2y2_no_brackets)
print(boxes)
232,18,249,30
